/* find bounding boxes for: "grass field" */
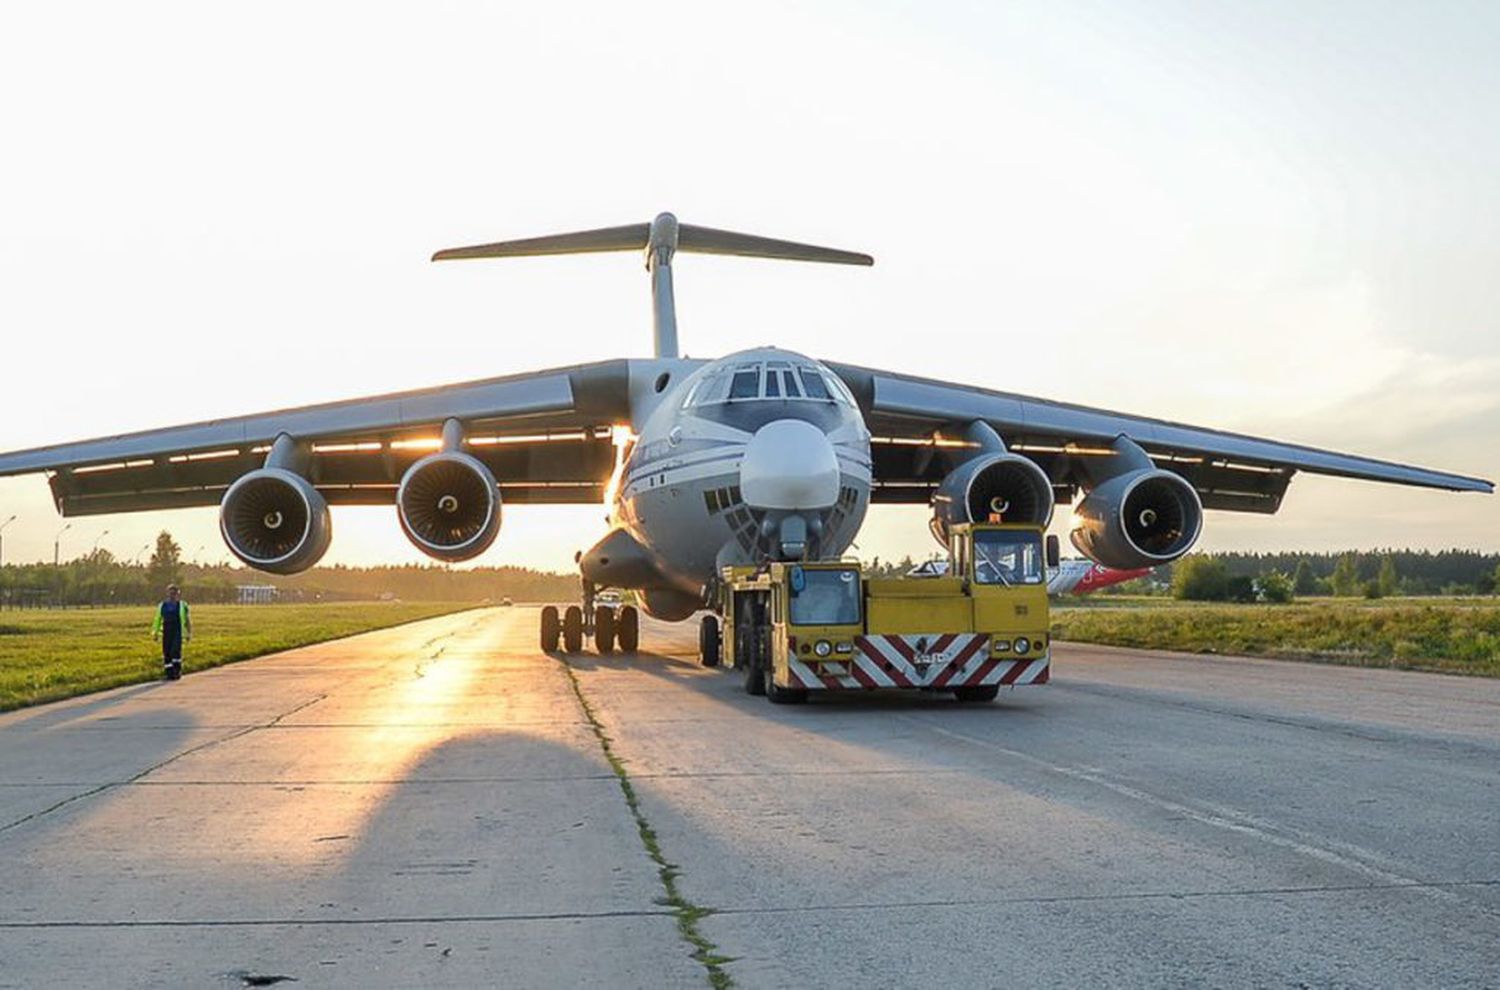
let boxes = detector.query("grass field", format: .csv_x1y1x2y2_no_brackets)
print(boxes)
0,602,475,711
1050,598,1500,677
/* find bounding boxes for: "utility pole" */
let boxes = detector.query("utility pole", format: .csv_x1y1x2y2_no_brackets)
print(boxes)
0,515,15,568
54,523,71,567
92,529,110,556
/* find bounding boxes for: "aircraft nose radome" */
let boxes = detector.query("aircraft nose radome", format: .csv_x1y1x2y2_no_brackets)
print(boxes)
740,419,840,510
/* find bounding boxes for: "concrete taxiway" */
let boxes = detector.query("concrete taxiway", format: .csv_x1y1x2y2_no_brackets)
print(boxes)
0,607,1496,987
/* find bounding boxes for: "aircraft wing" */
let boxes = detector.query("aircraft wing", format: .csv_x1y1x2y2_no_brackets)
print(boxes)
0,361,634,516
826,362,1494,512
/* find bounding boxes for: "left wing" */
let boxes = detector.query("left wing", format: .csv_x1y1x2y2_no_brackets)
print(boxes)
827,362,1493,512
0,361,636,515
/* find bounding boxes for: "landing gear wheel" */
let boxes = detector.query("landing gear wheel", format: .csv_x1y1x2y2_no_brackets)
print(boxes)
540,605,560,652
562,605,583,653
595,605,616,654
764,666,807,705
954,685,1000,703
616,605,639,653
698,615,721,667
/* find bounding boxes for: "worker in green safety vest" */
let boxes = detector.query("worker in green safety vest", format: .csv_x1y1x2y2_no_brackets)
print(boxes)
151,584,192,681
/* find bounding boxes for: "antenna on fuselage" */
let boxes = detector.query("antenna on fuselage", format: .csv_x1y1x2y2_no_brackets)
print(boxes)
432,213,873,359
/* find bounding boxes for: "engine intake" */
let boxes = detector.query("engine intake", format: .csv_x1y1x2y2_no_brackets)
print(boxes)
930,453,1055,546
397,451,501,561
1070,469,1202,570
219,468,332,574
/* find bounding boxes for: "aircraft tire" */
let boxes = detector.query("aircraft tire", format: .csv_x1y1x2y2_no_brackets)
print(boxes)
616,605,640,653
595,606,616,653
540,605,560,653
698,615,721,667
563,605,583,653
953,685,1000,703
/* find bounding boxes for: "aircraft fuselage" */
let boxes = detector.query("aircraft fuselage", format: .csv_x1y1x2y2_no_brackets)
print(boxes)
582,347,872,618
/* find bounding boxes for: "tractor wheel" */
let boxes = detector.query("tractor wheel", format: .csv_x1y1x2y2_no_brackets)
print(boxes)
953,685,1000,703
765,665,807,705
698,615,721,667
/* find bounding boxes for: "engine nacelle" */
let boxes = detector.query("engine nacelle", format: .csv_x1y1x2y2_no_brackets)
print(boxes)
1070,469,1203,570
397,451,501,562
219,468,332,574
930,453,1055,546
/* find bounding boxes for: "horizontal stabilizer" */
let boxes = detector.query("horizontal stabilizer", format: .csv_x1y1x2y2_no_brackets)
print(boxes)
677,225,872,265
433,213,873,266
432,223,650,261
432,212,873,359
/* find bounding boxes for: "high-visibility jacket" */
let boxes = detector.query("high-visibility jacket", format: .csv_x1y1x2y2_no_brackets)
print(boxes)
151,600,191,638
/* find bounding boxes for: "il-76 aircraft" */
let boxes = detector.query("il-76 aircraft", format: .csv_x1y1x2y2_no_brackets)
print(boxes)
0,214,1490,651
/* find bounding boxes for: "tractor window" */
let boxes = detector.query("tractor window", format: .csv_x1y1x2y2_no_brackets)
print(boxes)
972,530,1044,586
788,568,862,625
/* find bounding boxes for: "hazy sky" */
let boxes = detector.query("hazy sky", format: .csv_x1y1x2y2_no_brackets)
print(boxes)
1,0,1496,570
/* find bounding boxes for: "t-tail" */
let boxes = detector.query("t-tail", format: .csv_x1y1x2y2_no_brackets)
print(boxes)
432,213,873,359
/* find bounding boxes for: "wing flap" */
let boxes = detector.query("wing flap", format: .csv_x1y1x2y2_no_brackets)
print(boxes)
3,361,633,515
830,363,1492,500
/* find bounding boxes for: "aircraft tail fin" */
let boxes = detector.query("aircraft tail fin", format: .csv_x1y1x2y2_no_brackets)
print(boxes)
432,212,872,358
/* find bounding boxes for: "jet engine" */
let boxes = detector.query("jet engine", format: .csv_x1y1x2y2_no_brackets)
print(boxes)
397,451,501,562
930,453,1055,546
1070,469,1202,570
219,468,332,574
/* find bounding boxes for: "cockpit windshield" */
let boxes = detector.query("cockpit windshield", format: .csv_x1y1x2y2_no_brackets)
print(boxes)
788,567,862,625
684,360,854,408
972,530,1045,586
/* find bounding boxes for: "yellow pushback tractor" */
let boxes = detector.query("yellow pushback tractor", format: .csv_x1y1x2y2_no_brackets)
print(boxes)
704,523,1058,704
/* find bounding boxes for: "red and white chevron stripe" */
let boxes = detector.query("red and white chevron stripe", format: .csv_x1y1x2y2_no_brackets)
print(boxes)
783,634,1049,691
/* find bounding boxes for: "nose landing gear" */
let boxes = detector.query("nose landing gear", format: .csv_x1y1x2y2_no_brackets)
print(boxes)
540,580,639,655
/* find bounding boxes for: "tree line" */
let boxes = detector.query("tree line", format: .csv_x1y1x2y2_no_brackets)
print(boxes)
1165,550,1500,603
0,531,579,608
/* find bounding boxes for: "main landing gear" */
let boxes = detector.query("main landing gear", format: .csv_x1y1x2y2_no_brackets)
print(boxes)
540,580,639,655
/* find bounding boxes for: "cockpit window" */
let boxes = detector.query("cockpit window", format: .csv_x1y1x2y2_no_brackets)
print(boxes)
729,370,760,400
798,368,830,400
684,360,851,407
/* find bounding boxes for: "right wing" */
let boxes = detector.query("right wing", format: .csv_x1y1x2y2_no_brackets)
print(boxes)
0,360,638,516
827,362,1493,513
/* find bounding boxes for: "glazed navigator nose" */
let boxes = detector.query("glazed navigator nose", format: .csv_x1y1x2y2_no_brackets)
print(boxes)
739,419,839,510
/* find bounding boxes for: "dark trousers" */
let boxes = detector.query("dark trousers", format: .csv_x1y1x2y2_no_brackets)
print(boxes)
161,627,182,663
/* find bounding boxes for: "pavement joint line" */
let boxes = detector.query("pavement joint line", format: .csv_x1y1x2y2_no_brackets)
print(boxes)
0,692,328,834
116,775,623,786
556,653,736,989
3,879,1495,930
706,878,1500,915
0,908,677,929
